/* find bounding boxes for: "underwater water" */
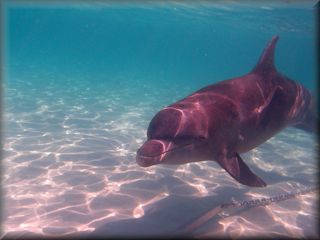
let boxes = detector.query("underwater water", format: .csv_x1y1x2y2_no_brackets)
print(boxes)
2,1,318,238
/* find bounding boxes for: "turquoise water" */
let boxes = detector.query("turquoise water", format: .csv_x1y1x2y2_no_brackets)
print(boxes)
2,1,318,238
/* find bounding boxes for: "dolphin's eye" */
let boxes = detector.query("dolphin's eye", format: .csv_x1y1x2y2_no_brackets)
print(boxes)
198,136,206,141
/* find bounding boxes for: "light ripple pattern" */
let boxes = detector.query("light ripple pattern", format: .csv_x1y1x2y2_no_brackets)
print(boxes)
2,76,318,238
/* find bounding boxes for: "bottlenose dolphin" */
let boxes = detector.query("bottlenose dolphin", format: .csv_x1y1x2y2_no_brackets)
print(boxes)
136,35,316,187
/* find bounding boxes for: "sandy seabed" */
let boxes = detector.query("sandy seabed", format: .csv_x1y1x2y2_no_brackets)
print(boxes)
2,77,318,238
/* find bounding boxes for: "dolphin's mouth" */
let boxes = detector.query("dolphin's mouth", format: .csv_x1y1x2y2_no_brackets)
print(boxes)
136,140,193,167
139,143,192,158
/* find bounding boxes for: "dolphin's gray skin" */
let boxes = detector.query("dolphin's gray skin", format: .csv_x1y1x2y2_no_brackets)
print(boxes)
136,35,315,187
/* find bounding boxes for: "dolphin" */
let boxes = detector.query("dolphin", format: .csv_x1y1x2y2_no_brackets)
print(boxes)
136,35,316,187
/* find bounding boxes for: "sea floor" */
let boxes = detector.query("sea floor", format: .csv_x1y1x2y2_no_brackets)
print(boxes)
2,76,318,238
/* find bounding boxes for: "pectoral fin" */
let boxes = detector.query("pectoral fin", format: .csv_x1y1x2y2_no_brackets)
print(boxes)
218,153,267,187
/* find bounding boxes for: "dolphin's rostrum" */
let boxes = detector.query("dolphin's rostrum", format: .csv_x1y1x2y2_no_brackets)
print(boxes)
136,35,316,187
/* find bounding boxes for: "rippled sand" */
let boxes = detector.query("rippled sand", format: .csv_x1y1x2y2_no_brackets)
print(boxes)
2,77,318,238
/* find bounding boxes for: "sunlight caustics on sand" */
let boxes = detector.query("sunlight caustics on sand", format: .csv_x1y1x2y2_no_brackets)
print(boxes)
2,77,318,238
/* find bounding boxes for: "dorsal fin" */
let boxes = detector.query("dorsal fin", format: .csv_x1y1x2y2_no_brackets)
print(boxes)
252,35,279,74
